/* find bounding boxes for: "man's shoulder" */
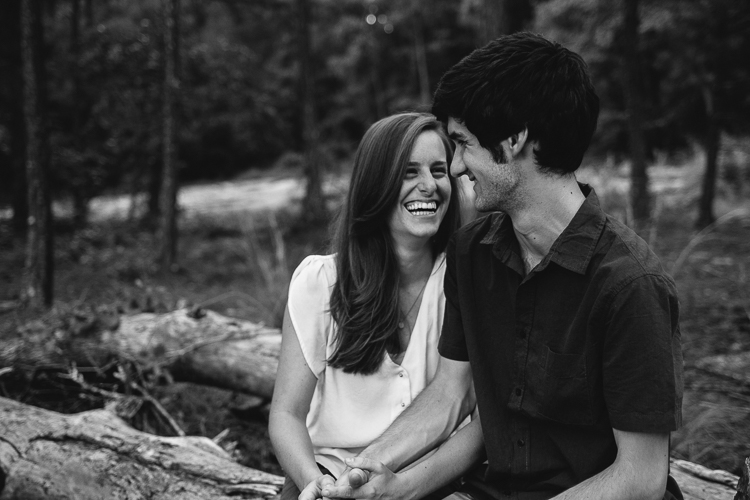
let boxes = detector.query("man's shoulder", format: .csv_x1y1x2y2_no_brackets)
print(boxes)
595,214,675,289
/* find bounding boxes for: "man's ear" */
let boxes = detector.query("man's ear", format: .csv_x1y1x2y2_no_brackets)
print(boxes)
507,128,529,158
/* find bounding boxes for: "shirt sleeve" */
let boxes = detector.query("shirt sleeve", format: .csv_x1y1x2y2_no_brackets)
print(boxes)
603,273,683,432
287,255,334,378
438,234,470,361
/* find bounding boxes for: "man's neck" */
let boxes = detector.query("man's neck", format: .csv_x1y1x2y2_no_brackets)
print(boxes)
508,173,585,270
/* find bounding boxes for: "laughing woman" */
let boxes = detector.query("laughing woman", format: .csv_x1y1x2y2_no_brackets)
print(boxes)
269,113,463,499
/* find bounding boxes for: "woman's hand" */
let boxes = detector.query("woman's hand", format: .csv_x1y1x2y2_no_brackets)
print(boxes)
298,474,336,500
322,458,410,500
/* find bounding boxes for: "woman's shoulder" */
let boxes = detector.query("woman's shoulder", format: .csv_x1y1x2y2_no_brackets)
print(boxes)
291,254,337,289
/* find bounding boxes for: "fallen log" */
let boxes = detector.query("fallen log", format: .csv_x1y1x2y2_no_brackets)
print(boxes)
696,352,750,388
671,458,743,500
1,308,281,399
0,394,745,500
0,396,283,500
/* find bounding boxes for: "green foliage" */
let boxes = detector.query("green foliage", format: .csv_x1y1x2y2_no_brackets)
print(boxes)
1,0,749,215
535,0,750,159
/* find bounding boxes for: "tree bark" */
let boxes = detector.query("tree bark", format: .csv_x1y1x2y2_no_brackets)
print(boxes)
696,89,720,229
20,0,54,308
412,0,431,108
84,0,92,27
70,0,89,228
670,459,742,500
1,309,280,399
8,0,27,236
479,0,506,42
158,0,180,269
297,0,327,224
476,0,532,43
0,396,283,499
621,0,651,231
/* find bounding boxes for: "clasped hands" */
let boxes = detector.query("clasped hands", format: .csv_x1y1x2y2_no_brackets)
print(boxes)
299,457,405,500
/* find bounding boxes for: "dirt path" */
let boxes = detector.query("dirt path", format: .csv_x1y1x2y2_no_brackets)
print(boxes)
72,163,692,223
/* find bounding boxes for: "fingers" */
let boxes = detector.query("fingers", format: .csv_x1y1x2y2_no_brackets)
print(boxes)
298,482,320,500
345,456,386,474
298,475,335,500
348,468,368,489
319,475,335,490
322,484,354,499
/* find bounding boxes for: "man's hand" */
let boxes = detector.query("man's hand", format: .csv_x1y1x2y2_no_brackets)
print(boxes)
322,458,407,500
298,474,336,500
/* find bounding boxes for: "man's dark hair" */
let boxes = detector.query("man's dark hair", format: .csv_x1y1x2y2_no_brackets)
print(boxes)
432,32,599,174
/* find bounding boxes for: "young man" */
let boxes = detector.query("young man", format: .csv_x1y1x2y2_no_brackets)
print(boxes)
303,32,683,500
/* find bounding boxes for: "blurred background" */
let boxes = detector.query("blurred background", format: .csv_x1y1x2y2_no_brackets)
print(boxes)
0,0,749,482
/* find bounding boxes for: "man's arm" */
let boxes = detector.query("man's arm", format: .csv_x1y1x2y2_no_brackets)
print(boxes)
321,415,485,500
357,354,474,472
551,429,670,500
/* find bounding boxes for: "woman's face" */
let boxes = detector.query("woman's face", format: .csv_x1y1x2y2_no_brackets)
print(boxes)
388,130,452,246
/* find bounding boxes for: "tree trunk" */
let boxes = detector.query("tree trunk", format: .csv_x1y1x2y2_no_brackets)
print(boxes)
476,0,533,43
412,0,431,108
20,0,53,308
696,89,720,229
157,0,180,269
368,29,386,120
297,0,327,224
621,0,651,231
70,0,89,228
479,0,506,42
8,0,27,235
84,0,92,27
1,309,280,399
0,397,283,499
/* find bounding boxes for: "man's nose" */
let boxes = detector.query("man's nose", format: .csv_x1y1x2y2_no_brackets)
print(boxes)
450,153,466,178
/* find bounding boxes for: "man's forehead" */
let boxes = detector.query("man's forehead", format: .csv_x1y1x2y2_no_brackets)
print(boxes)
446,117,468,136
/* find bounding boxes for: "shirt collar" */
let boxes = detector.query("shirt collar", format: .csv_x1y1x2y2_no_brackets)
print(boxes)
479,183,607,275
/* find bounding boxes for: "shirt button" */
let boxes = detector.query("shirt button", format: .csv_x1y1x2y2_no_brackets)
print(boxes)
399,373,404,377
517,439,525,447
515,387,522,396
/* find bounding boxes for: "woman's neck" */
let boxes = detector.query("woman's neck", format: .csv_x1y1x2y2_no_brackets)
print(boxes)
393,239,434,286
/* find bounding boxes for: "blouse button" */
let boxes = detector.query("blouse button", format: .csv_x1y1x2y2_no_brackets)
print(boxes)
401,403,406,407
399,373,404,377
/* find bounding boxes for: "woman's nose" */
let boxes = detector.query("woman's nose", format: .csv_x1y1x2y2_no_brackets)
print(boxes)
417,172,436,194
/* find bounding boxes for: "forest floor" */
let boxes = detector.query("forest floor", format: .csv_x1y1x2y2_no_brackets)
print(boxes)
1,158,749,478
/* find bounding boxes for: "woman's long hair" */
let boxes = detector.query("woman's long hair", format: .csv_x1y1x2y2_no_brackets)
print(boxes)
327,113,459,375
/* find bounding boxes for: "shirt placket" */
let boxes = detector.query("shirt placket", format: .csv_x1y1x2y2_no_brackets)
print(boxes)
508,276,535,477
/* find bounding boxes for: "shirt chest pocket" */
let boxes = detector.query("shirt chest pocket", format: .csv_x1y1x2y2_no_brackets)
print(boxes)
534,347,594,425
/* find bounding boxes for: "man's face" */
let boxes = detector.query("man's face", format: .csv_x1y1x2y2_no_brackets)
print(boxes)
447,118,518,213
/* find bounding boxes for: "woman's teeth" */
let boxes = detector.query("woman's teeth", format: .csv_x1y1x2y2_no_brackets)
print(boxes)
405,201,438,215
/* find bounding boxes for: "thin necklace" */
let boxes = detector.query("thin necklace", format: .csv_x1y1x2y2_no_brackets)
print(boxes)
398,277,428,330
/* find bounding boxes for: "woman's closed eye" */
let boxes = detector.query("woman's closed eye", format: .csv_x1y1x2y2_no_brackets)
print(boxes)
431,165,448,178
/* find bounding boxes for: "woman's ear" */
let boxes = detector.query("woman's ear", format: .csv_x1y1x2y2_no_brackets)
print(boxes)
508,128,529,158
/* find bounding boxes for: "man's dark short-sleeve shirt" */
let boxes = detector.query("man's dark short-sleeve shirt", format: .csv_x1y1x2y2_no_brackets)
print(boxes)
438,184,683,499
